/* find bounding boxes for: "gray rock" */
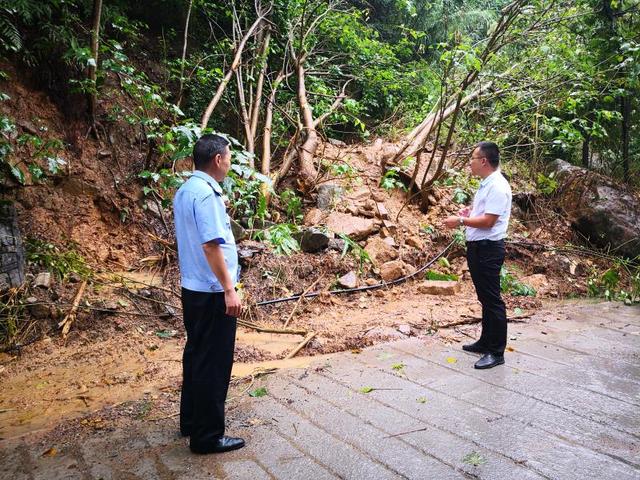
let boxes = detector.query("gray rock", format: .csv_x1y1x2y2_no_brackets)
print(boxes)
231,218,247,241
398,324,412,336
300,228,331,253
26,296,50,319
328,238,346,252
33,272,52,289
328,138,347,147
317,184,344,210
337,271,358,289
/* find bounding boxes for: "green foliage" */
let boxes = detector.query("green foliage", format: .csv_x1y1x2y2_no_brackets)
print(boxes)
536,172,558,195
26,238,92,280
258,224,300,256
139,169,190,208
248,387,267,397
380,167,406,191
587,262,640,304
280,189,303,223
425,270,458,281
338,233,371,271
500,267,536,297
0,113,67,186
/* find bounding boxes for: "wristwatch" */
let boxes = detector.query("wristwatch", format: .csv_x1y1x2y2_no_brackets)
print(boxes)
459,217,465,226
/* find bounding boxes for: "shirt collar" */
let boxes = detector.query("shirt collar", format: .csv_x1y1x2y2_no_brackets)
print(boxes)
480,169,500,187
191,170,223,195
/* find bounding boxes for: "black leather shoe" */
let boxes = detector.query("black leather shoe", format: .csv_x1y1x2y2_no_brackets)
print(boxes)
190,436,245,454
462,341,487,353
474,353,504,369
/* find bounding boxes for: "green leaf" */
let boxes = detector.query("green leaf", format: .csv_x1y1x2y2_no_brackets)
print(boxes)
249,387,268,398
359,386,374,394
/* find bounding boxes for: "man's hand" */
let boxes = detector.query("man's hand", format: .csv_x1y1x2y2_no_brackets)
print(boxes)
458,206,471,217
443,216,461,229
224,288,242,317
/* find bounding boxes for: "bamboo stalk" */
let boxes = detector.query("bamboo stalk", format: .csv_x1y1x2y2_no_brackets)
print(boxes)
58,280,88,339
285,331,317,359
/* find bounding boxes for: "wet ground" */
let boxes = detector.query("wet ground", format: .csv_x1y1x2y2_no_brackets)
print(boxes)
1,300,638,479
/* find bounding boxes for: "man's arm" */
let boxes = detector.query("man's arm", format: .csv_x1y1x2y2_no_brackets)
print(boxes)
202,241,242,317
443,213,499,230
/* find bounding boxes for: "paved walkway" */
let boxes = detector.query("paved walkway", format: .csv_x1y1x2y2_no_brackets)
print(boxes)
1,301,639,479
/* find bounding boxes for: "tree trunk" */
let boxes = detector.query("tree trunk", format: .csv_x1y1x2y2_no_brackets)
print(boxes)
200,15,264,130
295,59,320,189
177,0,193,108
620,94,630,179
582,134,590,169
88,0,103,119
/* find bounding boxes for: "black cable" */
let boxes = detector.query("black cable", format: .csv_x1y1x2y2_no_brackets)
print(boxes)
255,239,457,306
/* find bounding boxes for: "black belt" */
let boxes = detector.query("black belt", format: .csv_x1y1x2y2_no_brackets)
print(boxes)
466,239,505,246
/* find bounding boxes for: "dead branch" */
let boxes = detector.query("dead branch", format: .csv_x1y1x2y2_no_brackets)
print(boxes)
283,275,324,328
285,331,317,359
58,280,88,339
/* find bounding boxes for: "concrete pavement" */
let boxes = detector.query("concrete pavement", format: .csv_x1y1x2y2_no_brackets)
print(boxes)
1,301,639,479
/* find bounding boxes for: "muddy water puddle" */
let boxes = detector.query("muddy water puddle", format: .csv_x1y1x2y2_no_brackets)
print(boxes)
0,328,322,440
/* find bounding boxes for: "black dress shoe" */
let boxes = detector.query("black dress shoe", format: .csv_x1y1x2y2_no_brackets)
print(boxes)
462,341,487,353
474,353,504,369
190,436,245,454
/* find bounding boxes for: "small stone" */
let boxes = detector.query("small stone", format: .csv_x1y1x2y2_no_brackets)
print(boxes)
337,271,358,289
398,324,411,335
382,236,396,248
380,260,406,282
406,236,424,249
417,280,460,296
317,184,344,210
327,238,346,252
365,278,378,286
26,297,51,319
365,236,398,265
303,208,325,226
33,272,52,289
328,138,347,147
364,326,404,340
376,203,389,219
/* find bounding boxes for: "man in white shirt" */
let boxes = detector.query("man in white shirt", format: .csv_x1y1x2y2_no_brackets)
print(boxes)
444,141,512,369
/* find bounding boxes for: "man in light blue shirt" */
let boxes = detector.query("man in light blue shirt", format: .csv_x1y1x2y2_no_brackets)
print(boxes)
173,133,244,454
444,141,512,369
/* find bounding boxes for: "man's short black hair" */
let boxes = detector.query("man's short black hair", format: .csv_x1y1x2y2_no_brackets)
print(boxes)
193,134,230,170
476,141,500,168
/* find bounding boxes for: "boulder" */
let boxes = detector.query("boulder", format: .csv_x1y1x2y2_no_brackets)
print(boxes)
417,280,460,296
365,236,398,265
0,202,25,290
552,159,640,258
326,212,378,240
376,203,389,220
380,260,406,282
337,271,358,289
300,228,331,253
317,184,344,210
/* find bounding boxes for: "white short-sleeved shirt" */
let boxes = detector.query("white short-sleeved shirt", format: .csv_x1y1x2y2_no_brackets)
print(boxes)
466,170,512,241
173,170,239,292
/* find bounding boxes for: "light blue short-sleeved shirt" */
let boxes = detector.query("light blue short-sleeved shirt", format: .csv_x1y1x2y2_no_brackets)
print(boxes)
466,170,512,241
173,170,239,292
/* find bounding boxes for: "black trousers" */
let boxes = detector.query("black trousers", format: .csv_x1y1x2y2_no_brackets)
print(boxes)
466,240,507,356
180,288,237,448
